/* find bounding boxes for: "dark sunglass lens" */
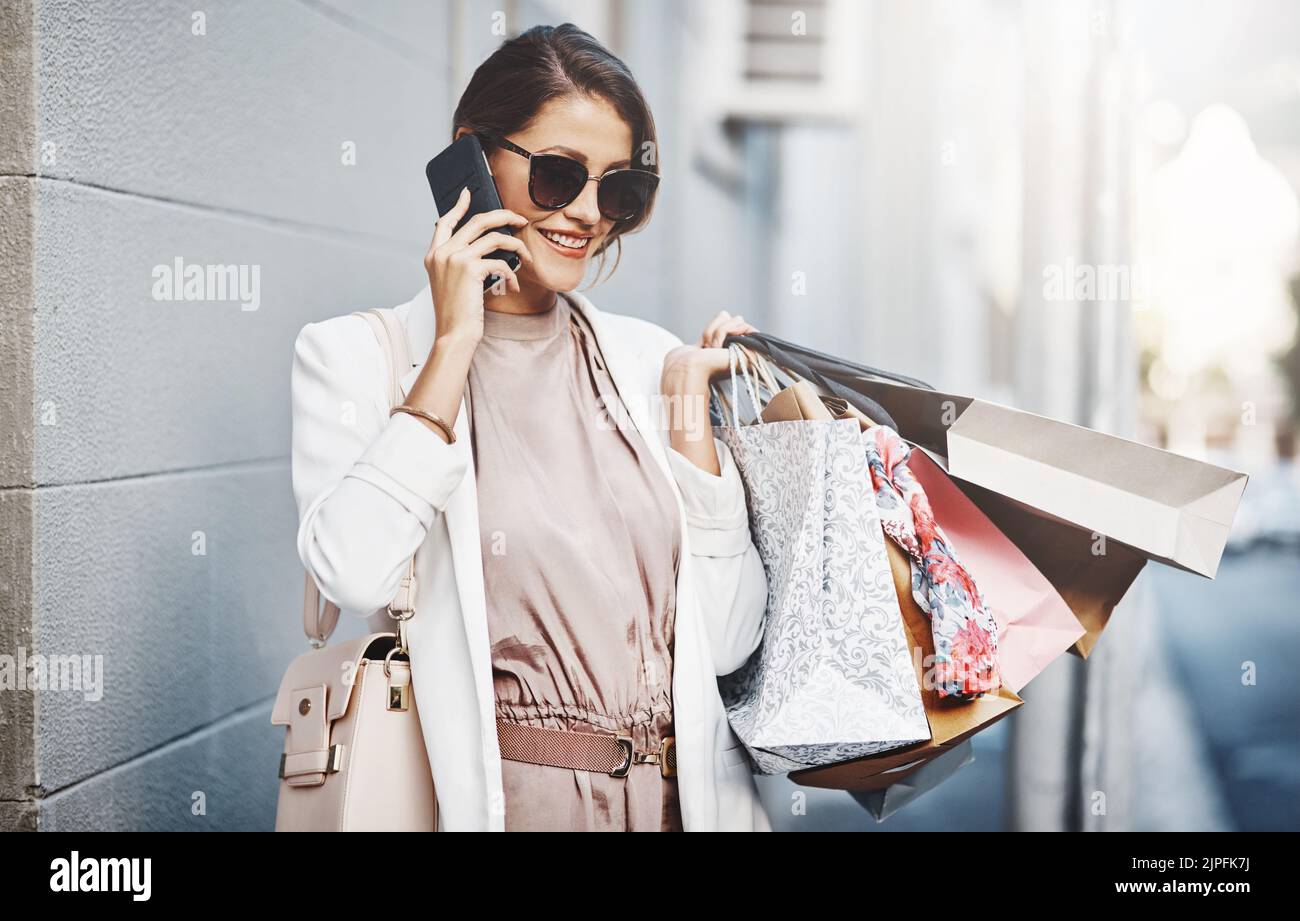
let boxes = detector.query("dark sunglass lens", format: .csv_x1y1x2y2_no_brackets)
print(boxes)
599,171,658,221
530,155,587,209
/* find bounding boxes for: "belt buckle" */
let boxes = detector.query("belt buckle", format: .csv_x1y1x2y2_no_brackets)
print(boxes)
659,736,676,779
610,734,676,779
611,736,634,778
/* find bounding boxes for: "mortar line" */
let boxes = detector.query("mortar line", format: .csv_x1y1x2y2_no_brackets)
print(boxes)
294,0,449,68
0,455,289,492
35,695,277,803
0,172,420,255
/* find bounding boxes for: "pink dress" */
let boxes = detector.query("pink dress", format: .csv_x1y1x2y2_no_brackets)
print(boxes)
466,293,684,831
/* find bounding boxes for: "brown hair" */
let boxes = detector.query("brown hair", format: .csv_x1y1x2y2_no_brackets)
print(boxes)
451,23,659,284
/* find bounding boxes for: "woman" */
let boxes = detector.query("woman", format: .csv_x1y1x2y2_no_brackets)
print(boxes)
290,23,770,831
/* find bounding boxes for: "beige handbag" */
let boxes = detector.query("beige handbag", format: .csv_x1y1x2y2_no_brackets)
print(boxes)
272,308,438,832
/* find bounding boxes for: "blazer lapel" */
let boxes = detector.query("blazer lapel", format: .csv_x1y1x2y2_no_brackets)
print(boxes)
432,391,490,710
395,287,494,775
397,283,435,397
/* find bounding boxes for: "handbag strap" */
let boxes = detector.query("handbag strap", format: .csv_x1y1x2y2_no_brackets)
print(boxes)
301,308,418,647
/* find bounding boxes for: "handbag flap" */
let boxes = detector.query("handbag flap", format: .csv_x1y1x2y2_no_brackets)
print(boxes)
271,632,398,725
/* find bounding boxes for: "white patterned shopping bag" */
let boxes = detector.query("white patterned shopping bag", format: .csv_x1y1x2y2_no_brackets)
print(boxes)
715,348,930,774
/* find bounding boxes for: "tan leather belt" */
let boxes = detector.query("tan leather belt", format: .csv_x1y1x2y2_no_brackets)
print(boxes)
496,719,677,779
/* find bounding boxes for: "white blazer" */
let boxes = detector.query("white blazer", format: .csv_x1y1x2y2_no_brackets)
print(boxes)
289,283,772,831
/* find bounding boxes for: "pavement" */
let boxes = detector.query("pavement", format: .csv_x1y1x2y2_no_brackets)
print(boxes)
1145,547,1300,831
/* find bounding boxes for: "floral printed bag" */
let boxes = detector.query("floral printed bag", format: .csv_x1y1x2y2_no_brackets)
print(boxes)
863,424,1003,700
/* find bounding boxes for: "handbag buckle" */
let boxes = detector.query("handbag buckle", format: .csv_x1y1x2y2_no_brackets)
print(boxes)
384,646,411,711
387,572,416,654
387,572,417,618
278,744,344,780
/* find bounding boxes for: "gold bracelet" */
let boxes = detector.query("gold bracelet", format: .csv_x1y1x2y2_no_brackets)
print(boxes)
391,404,456,444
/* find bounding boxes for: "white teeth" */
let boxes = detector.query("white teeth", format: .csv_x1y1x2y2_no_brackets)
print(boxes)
540,229,589,250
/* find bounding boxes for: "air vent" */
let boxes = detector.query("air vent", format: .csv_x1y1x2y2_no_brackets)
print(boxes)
744,0,827,83
694,0,866,122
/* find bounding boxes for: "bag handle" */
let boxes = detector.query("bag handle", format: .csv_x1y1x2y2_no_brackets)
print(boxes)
301,308,418,648
720,332,935,433
725,331,934,390
729,343,764,427
710,343,773,428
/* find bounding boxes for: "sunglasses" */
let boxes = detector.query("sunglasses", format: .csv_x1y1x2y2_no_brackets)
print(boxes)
482,134,660,223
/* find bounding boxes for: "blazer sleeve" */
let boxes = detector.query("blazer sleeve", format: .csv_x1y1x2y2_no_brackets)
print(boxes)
654,329,768,676
290,315,470,614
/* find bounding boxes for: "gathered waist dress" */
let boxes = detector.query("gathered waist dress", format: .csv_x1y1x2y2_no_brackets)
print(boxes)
466,292,684,832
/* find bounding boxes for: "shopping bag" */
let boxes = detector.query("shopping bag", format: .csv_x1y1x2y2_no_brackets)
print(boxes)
847,377,1246,579
713,355,930,775
756,379,1020,789
907,449,1085,691
848,740,976,822
827,375,1214,655
726,332,1247,656
761,380,1076,691
942,474,1149,657
790,535,1022,787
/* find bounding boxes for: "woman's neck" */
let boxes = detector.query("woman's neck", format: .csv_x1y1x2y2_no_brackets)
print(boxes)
485,275,559,315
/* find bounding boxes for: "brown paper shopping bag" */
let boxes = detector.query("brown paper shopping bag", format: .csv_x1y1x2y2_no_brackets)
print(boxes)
833,376,1216,656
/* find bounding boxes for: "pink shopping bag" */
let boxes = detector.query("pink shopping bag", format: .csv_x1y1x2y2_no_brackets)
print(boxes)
907,449,1085,693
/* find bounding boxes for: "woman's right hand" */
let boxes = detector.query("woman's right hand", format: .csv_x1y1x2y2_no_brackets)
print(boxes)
425,187,534,344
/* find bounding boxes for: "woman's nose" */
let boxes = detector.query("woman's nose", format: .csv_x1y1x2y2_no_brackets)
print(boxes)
565,177,601,224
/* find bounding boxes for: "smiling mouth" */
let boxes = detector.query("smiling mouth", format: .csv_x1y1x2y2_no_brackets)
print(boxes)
537,228,592,256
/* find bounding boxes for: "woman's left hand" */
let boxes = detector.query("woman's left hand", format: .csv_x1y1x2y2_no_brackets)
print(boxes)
697,310,757,349
661,311,758,390
660,311,758,475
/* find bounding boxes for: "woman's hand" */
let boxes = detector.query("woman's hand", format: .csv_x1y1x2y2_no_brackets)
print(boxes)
424,187,534,345
401,190,534,445
660,311,758,475
661,311,758,390
696,310,757,349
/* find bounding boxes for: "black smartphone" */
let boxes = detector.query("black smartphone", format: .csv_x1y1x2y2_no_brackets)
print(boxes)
426,134,522,292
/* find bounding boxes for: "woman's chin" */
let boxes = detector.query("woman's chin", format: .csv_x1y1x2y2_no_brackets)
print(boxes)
532,260,588,293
